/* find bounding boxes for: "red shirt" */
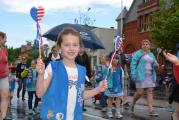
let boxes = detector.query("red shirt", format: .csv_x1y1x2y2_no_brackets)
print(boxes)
0,47,8,78
174,65,179,84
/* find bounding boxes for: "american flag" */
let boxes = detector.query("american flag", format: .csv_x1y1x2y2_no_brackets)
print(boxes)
37,7,45,21
36,7,45,50
115,35,124,50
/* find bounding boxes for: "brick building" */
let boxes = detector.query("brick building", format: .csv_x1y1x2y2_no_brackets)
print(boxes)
19,42,33,58
116,0,159,53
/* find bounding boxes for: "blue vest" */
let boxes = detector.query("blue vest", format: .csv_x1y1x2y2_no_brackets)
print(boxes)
26,67,38,91
104,67,122,93
40,61,86,120
112,68,122,93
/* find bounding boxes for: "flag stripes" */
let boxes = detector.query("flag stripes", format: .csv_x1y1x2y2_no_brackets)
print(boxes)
37,7,45,21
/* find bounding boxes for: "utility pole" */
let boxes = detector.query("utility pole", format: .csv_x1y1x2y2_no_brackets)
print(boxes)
121,0,123,37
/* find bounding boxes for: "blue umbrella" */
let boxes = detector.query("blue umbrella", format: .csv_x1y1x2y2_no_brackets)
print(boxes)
43,23,105,50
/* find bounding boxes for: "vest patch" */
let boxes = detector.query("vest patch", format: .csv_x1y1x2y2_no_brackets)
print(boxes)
47,110,54,119
56,112,64,120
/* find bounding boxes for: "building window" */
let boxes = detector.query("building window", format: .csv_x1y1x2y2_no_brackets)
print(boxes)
140,16,145,32
143,0,149,3
140,14,151,32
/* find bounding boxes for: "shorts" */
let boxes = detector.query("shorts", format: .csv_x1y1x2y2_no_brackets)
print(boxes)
0,77,9,89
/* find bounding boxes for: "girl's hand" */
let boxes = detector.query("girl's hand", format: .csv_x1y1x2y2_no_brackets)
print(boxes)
98,80,108,92
163,51,179,65
36,58,45,75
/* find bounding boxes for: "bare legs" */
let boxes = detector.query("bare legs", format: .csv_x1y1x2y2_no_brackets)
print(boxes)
131,88,154,112
0,88,10,119
172,102,179,120
132,88,144,106
146,88,153,112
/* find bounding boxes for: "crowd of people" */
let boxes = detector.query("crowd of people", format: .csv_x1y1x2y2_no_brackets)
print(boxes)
0,29,179,120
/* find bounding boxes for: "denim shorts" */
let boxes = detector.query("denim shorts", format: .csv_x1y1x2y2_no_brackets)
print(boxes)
0,77,9,89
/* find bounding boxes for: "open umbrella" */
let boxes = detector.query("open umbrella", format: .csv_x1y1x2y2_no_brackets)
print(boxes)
43,23,105,50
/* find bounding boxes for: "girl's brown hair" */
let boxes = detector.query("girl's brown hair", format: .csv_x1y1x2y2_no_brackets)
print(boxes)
0,32,6,39
57,28,83,47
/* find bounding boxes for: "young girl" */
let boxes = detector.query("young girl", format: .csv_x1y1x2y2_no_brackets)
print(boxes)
104,53,124,118
26,60,40,115
36,28,108,120
9,67,16,101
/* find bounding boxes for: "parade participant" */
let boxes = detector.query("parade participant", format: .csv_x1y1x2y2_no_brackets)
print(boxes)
163,51,179,120
36,28,108,120
118,50,130,109
130,39,159,116
75,44,92,86
104,53,124,118
45,45,61,66
94,55,108,112
0,32,10,120
26,60,40,115
9,67,16,104
16,56,29,101
166,44,179,113
75,44,92,111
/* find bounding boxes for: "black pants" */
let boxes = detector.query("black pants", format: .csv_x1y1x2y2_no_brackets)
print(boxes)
28,91,40,109
169,85,179,104
17,78,26,99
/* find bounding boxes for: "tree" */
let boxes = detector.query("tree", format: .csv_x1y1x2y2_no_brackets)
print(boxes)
26,49,38,65
150,0,179,53
8,47,20,63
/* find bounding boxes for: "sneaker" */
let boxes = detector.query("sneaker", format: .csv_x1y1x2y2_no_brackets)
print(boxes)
101,107,106,112
166,104,174,112
107,111,113,118
148,110,159,117
28,109,35,115
115,112,123,119
123,102,130,109
33,108,40,113
3,116,12,120
83,108,87,111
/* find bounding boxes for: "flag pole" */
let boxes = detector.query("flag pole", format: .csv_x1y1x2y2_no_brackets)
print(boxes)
120,0,125,112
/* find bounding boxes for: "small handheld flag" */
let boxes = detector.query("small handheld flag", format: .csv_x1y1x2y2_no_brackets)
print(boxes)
104,35,125,80
115,36,122,50
30,7,45,58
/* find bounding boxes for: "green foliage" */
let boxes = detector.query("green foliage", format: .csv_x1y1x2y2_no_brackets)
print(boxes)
26,49,39,65
150,0,179,53
8,47,20,63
